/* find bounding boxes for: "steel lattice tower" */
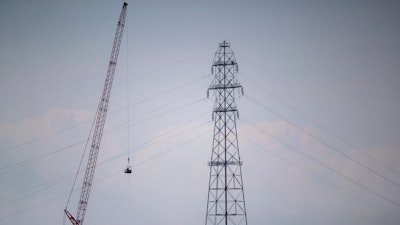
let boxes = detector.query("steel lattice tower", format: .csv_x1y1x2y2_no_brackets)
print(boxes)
205,40,247,225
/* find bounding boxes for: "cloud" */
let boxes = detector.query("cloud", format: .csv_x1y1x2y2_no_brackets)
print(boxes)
0,108,93,145
236,118,400,225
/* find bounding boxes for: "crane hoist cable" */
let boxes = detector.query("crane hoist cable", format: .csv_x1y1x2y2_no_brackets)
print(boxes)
125,10,132,175
64,2,128,225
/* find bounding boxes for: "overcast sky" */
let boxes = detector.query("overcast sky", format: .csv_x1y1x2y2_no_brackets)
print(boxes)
1,1,400,225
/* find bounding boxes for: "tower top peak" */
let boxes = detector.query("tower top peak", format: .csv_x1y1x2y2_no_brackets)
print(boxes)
219,40,230,47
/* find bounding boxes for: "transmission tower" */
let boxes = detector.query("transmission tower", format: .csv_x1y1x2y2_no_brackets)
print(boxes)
205,40,247,225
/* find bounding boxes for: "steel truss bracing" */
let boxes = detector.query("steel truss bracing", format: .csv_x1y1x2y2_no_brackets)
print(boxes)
64,2,127,225
205,40,247,225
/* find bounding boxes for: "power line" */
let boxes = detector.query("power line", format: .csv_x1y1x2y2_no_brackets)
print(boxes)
0,112,210,204
239,133,400,221
0,74,208,155
98,120,211,167
0,173,72,201
0,126,210,223
0,121,87,154
0,97,208,175
245,95,400,190
0,174,71,209
0,42,210,128
239,55,392,146
0,141,85,175
123,97,208,129
240,72,400,178
239,116,400,210
129,74,209,107
129,85,206,121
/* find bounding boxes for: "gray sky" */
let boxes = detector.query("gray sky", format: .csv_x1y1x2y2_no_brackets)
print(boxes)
1,0,400,225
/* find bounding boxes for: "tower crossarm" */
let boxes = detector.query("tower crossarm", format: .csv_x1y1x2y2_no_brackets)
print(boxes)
207,83,243,91
208,161,243,166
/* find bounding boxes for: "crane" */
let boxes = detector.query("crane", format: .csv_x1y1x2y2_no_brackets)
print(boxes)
64,2,128,225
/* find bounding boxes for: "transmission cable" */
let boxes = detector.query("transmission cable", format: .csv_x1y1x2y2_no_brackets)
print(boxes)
0,111,210,203
0,121,209,211
239,132,399,220
239,116,400,209
0,96,208,175
1,121,211,222
0,122,87,154
103,120,211,166
0,126,210,223
0,74,208,155
239,55,391,146
65,96,98,209
131,74,210,106
245,95,400,190
240,72,400,177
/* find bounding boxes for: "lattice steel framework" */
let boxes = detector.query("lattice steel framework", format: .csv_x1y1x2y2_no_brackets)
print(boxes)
205,40,247,225
64,3,127,225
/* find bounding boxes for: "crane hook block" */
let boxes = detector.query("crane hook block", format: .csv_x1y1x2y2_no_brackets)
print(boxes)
125,166,132,174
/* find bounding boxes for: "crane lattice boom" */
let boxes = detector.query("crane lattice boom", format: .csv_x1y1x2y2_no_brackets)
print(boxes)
64,2,128,225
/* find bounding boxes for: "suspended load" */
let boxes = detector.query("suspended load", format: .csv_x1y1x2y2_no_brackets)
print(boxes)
125,157,132,174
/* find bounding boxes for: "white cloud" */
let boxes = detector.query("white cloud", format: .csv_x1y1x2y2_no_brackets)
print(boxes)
0,108,93,145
